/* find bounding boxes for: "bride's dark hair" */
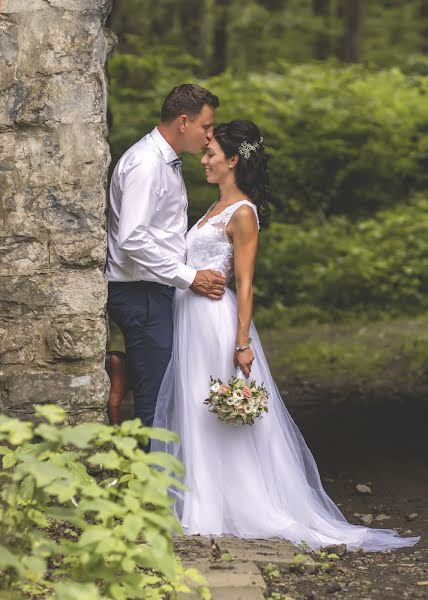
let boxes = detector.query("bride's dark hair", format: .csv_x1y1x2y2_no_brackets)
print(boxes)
213,120,271,226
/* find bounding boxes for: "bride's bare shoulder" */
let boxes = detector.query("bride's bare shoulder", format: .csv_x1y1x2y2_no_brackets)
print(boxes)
230,202,259,228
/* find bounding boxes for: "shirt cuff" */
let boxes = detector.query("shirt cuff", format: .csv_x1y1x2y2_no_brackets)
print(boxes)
173,263,197,290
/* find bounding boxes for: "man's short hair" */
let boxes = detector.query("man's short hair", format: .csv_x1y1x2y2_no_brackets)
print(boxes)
160,83,220,123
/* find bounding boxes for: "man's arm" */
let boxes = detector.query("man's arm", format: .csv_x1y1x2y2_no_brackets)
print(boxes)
117,160,225,297
117,160,196,289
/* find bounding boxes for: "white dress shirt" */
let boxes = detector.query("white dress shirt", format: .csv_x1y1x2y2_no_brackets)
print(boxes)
106,127,197,289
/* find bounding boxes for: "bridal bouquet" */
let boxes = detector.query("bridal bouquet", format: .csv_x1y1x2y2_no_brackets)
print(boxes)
204,372,269,426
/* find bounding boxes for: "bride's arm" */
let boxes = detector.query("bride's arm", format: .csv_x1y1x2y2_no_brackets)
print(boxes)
228,205,259,377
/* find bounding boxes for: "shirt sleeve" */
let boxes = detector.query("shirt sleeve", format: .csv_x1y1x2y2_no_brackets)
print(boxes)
116,160,197,289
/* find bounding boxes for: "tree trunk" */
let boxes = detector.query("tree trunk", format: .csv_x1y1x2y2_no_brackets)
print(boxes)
212,0,229,75
313,0,331,59
420,0,428,54
199,0,216,76
341,0,364,63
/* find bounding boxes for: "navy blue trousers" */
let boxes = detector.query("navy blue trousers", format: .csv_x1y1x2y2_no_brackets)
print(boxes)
107,281,175,427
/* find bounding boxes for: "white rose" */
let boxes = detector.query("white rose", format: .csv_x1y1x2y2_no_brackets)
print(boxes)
210,382,220,393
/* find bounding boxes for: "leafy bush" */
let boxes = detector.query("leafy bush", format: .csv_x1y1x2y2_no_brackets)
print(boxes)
108,50,428,223
108,36,200,166
0,406,209,600
254,195,428,324
204,64,428,221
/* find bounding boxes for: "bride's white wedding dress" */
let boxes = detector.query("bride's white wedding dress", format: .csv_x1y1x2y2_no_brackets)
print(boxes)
153,200,419,551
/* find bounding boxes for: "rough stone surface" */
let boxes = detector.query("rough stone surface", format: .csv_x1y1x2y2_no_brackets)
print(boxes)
210,589,265,600
0,0,113,422
175,535,305,600
0,370,109,423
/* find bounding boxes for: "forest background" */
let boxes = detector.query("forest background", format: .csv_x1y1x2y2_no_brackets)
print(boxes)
108,0,428,402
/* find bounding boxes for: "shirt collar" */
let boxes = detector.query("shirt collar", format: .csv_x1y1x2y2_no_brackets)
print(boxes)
150,127,180,164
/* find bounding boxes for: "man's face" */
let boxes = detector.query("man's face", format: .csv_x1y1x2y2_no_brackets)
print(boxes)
182,104,215,154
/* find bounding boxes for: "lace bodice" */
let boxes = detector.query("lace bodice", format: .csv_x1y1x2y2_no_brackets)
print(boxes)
186,200,259,283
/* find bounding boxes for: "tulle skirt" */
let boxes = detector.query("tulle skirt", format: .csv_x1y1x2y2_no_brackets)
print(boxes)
153,287,419,551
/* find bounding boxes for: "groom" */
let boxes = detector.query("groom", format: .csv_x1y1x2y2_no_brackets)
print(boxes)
106,84,225,428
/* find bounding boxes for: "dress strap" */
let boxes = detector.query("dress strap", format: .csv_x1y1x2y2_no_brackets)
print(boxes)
221,200,260,230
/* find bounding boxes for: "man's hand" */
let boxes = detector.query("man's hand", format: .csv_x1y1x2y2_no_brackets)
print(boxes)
190,269,225,300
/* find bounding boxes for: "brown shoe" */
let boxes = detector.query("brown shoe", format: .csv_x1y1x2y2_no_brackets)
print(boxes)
105,351,129,425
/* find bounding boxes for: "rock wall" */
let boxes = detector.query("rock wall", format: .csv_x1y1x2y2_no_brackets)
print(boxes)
0,0,114,422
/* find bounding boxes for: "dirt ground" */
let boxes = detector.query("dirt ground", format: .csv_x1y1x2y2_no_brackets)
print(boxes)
260,400,428,599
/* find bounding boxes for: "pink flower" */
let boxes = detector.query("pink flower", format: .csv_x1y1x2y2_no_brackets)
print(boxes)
218,383,231,395
243,386,252,399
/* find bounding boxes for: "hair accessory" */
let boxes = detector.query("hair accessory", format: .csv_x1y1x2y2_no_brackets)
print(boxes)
238,137,263,159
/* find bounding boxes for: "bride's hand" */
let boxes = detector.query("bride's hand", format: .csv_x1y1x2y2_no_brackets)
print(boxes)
234,348,255,378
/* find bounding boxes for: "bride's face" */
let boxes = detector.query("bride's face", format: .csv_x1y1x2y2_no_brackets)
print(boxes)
201,137,234,184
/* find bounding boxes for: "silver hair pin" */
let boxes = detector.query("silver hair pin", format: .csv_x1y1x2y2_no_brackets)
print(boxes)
238,137,264,159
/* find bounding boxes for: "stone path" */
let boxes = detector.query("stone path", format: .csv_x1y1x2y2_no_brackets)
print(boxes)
175,535,309,599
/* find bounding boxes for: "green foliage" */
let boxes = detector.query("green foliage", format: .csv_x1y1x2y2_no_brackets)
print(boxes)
312,549,339,572
108,36,200,165
110,0,428,74
219,553,234,563
254,196,428,324
266,593,293,600
106,2,428,323
258,315,428,402
263,563,281,579
0,406,209,599
290,552,310,573
109,56,428,224
202,65,428,221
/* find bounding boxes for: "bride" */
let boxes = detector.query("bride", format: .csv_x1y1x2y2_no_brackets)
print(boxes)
153,120,419,552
